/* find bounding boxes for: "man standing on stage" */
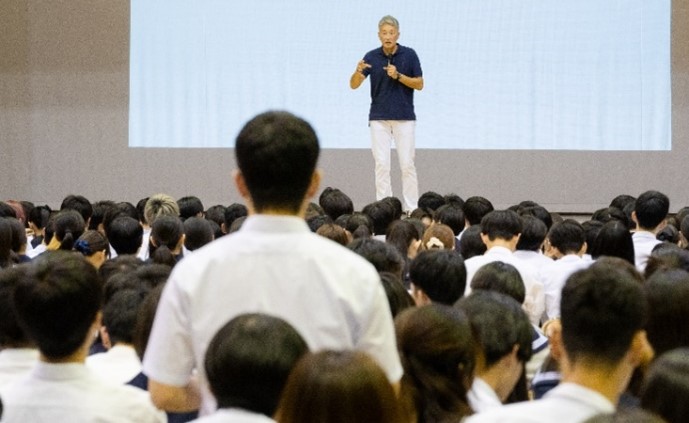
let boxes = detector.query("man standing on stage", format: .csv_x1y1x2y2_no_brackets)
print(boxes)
350,15,424,212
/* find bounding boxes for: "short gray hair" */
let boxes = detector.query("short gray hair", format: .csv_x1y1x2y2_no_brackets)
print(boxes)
378,15,399,31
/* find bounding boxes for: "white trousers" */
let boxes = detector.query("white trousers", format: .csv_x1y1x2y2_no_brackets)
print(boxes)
369,120,419,211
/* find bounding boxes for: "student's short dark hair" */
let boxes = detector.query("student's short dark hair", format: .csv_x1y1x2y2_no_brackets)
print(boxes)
345,212,374,240
518,205,553,230
591,206,628,228
379,272,415,318
183,217,214,251
444,194,465,209
204,205,227,227
470,261,526,304
644,243,689,279
348,238,404,278
54,209,86,251
362,201,396,236
135,197,149,223
418,191,446,212
609,194,637,212
103,288,148,345
235,111,320,214
0,266,32,347
98,255,144,285
381,196,403,221
319,187,354,221
28,205,52,230
13,252,103,359
205,313,308,416
88,200,116,231
409,249,466,305
640,348,689,423
456,290,532,366
560,262,647,367
177,196,204,221
459,225,487,260
223,203,248,231
516,215,548,252
634,190,670,230
6,217,26,253
481,210,521,241
644,269,689,356
0,202,17,219
385,220,420,259
102,202,139,235
60,194,93,223
547,219,586,255
464,196,494,226
135,264,171,289
581,220,604,256
434,204,465,236
107,216,143,256
306,214,332,233
589,220,634,265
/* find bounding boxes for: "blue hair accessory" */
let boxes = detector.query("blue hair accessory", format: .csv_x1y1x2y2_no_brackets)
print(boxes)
74,239,92,256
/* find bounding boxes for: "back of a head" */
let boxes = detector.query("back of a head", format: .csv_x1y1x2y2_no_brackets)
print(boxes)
204,204,227,228
644,244,689,279
460,224,487,259
422,223,456,250
418,191,446,212
28,205,52,231
394,304,475,422
150,215,184,267
183,217,214,251
481,210,522,241
177,196,204,221
345,212,373,240
561,262,647,367
378,271,415,318
144,194,180,226
610,194,637,212
635,190,670,230
0,202,18,219
12,251,103,359
644,269,689,357
205,313,308,417
0,219,18,268
103,288,149,345
98,255,144,285
107,216,143,255
456,290,532,368
0,266,33,348
277,350,400,423
516,215,548,252
362,200,396,236
319,187,354,221
464,196,494,226
60,194,93,223
584,409,667,423
518,204,553,230
547,219,586,255
74,230,109,260
590,220,635,265
347,238,404,278
470,261,526,304
381,196,403,221
386,219,421,259
54,209,86,250
235,111,320,214
223,203,248,232
316,223,349,246
434,204,465,236
640,348,689,423
409,249,466,305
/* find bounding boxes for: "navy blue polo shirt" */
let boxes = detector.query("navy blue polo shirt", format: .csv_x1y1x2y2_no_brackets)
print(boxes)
362,44,422,121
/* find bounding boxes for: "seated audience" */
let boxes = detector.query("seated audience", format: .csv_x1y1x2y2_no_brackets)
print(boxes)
460,224,487,260
277,350,400,423
318,187,354,221
589,220,635,265
107,216,143,256
421,223,456,250
513,215,552,269
178,196,204,221
632,190,669,272
466,261,652,423
347,238,405,280
183,217,214,251
0,251,164,422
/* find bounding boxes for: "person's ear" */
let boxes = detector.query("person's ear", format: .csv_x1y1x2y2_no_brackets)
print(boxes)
629,330,654,371
100,326,112,350
233,170,250,200
176,234,186,252
305,169,322,200
410,283,430,306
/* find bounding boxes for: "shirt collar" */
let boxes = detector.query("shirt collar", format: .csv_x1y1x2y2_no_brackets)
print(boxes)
241,215,310,234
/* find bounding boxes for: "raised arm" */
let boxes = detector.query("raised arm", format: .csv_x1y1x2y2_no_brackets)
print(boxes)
350,59,370,89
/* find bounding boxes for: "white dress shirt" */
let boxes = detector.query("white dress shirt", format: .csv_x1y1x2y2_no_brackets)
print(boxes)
191,408,276,423
86,344,142,385
632,230,661,272
539,254,592,319
468,377,502,413
0,348,39,388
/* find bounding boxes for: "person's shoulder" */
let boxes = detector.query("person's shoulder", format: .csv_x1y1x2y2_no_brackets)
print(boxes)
102,383,165,421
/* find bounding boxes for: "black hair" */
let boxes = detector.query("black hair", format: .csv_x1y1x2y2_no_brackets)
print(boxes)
54,209,86,250
205,204,227,227
561,262,647,367
547,219,586,255
177,196,204,221
470,261,526,304
434,204,465,236
409,249,466,305
634,190,670,230
418,191,446,212
223,203,248,232
378,271,415,318
589,220,635,265
386,220,420,260
103,288,149,345
13,251,103,359
0,266,33,347
347,238,404,278
107,216,143,256
516,215,548,252
464,196,494,226
644,269,689,357
481,210,522,241
459,224,487,260
518,205,553,230
60,194,93,223
88,200,116,231
183,216,214,251
235,111,320,214
205,313,308,416
362,200,396,236
319,187,354,221
150,215,184,267
98,255,144,285
27,205,52,230
345,212,374,240
640,348,689,423
74,230,109,258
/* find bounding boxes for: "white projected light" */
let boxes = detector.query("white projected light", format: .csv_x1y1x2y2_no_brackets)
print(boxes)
129,1,671,150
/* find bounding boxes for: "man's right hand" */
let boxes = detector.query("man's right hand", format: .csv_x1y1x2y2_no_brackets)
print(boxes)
356,59,371,74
